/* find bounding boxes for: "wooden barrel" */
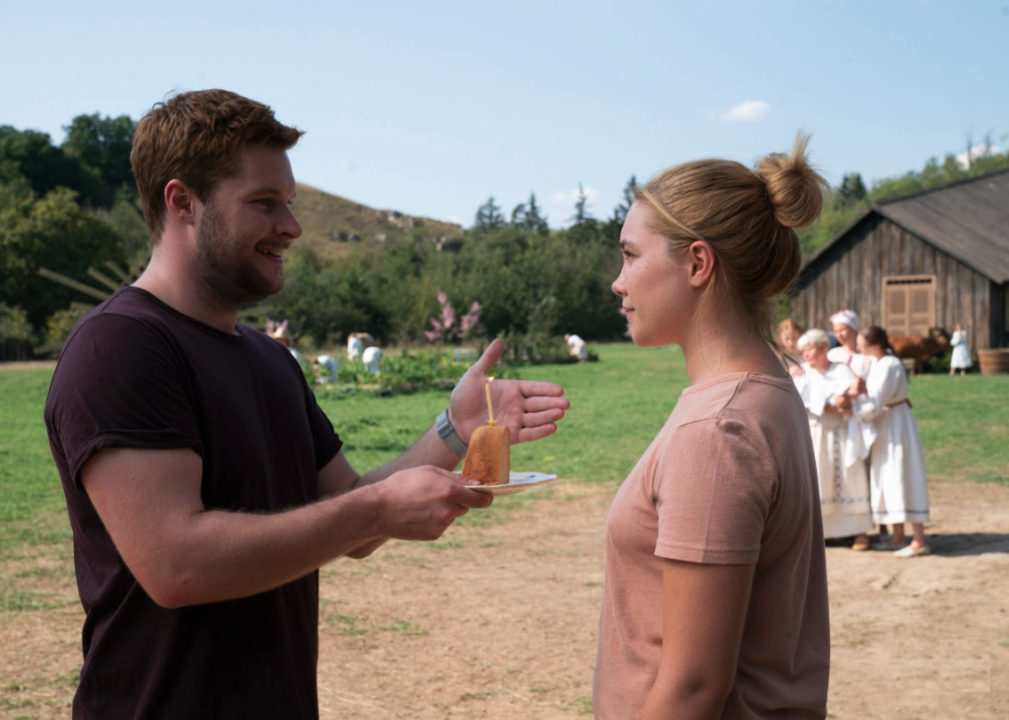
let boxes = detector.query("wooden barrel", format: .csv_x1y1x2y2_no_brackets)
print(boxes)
977,348,1009,375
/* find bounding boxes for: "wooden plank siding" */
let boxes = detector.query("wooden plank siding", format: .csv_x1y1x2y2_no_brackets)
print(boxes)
793,215,1000,351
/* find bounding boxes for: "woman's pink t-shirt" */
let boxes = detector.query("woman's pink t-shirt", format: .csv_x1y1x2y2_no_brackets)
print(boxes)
594,373,829,719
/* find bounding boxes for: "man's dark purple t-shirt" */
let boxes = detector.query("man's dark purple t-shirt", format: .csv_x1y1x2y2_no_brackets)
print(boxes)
44,287,343,719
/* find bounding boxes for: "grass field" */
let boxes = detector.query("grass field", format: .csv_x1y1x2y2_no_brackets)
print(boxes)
1,342,1007,562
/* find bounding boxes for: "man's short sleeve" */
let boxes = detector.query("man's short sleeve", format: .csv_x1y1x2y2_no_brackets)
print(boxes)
46,312,203,490
652,417,776,565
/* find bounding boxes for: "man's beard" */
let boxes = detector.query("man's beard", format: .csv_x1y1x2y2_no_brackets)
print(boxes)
191,203,279,311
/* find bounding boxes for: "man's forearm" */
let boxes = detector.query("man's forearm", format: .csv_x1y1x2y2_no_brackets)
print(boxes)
357,424,462,487
145,483,387,608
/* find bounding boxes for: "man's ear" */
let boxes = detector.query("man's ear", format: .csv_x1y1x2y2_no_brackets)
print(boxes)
164,179,199,226
687,240,716,288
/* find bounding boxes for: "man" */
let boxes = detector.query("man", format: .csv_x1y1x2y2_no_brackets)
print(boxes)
44,89,569,719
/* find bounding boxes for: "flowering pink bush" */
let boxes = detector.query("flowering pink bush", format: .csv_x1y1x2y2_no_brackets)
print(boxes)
425,292,483,343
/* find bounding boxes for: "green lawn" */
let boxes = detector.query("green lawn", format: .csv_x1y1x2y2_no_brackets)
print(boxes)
2,343,1007,559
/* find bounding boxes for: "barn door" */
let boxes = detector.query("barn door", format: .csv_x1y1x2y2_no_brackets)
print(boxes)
883,275,936,336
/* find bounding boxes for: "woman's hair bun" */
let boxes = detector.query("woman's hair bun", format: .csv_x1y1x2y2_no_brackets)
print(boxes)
756,134,830,230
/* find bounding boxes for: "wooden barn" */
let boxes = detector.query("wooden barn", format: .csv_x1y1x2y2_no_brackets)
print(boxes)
792,168,1009,352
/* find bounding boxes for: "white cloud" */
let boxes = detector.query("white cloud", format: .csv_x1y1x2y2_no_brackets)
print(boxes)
720,100,771,123
955,142,1001,170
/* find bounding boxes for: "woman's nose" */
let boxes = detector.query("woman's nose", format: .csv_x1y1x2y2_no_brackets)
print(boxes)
611,267,627,297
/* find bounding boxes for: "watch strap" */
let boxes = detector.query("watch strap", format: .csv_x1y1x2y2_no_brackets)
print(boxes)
436,408,468,456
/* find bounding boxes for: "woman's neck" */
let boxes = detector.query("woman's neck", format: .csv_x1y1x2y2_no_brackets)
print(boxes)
680,312,787,384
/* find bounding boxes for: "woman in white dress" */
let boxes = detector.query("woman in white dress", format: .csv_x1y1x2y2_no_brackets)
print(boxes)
855,326,931,557
827,309,874,379
795,329,874,550
949,323,972,376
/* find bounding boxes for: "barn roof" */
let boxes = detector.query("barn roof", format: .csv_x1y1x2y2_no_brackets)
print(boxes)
803,168,1009,284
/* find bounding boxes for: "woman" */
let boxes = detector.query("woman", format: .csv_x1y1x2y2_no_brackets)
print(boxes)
777,318,805,378
827,309,873,379
594,137,831,720
855,326,931,557
795,329,874,550
950,323,972,376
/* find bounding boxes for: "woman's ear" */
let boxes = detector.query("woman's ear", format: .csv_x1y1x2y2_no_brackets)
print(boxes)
686,241,716,288
164,179,199,226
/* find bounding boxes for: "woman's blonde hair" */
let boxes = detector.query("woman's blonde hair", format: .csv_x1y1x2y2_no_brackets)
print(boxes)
796,328,830,353
635,134,829,348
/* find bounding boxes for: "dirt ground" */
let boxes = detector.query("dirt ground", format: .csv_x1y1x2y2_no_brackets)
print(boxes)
2,479,1009,719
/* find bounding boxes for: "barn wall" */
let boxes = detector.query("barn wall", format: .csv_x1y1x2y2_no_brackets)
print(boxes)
793,215,996,350
992,282,1007,348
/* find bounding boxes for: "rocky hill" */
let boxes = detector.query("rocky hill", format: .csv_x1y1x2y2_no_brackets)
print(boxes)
292,183,464,259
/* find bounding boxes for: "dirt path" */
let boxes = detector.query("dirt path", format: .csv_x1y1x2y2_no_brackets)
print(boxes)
3,480,1009,718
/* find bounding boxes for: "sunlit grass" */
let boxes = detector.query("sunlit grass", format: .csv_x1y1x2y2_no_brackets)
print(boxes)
1,344,1006,565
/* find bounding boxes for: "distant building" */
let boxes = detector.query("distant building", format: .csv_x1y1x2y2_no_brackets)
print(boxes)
792,169,1009,351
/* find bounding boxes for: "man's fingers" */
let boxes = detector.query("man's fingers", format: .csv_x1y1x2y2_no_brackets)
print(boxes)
517,408,567,430
514,379,566,398
454,485,494,509
471,338,504,374
520,396,571,413
515,424,559,444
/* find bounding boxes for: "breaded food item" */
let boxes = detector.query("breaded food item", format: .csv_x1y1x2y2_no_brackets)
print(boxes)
463,424,511,485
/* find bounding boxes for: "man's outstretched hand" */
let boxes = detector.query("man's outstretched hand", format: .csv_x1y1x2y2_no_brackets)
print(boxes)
449,338,570,445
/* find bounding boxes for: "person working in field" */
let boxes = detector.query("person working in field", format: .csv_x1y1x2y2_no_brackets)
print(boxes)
594,136,831,719
43,89,569,720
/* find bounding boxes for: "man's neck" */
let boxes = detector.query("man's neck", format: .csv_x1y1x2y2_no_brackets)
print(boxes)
134,264,240,334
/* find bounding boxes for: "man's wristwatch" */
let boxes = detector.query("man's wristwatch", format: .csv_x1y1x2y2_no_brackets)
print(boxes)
436,408,468,457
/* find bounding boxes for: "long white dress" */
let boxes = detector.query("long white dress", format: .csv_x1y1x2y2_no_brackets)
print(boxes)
950,330,972,370
795,363,875,538
855,355,930,524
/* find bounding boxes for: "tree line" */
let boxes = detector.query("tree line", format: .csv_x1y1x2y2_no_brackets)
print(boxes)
2,112,1007,360
269,183,634,350
0,115,149,359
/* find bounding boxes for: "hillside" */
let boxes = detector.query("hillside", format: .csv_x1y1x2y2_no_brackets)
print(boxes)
292,183,464,259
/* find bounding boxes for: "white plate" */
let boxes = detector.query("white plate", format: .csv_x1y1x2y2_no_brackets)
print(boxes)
465,472,558,495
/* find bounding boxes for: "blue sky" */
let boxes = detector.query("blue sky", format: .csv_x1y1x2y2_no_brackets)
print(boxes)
3,1,1007,228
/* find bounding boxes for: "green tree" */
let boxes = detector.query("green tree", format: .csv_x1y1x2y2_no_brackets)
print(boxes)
834,172,867,209
0,302,35,360
567,184,600,245
62,113,138,198
0,186,125,331
510,192,549,235
0,126,105,207
474,196,505,233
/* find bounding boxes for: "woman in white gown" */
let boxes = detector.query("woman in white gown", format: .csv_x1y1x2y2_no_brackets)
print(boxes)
828,309,873,379
795,329,874,549
855,326,931,557
949,323,972,376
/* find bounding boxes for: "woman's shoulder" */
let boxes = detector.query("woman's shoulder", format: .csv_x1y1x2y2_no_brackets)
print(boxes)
826,361,856,380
